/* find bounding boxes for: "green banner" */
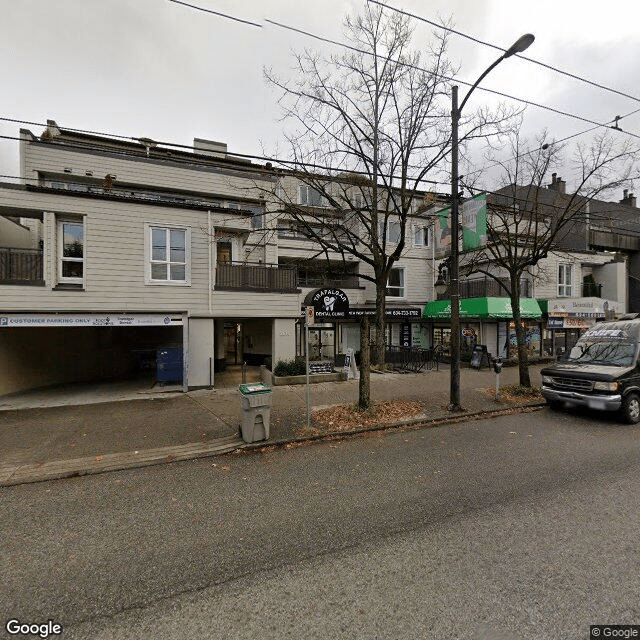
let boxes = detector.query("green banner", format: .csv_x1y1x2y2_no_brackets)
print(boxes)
461,194,487,250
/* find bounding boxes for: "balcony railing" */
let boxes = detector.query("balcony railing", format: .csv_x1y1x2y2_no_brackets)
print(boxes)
215,262,298,293
582,282,603,297
0,247,44,285
297,274,360,289
437,277,530,300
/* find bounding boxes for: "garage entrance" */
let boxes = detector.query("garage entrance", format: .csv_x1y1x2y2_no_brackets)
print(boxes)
0,313,184,396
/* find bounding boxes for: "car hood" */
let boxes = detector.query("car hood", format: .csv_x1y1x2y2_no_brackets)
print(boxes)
541,362,635,381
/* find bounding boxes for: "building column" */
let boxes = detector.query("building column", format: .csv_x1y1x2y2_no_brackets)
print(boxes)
187,317,214,389
272,318,296,366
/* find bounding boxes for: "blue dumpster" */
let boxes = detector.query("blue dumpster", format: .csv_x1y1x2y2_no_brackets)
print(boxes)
157,347,183,384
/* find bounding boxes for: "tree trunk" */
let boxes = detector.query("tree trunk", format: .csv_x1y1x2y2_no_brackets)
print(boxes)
358,314,371,410
372,282,386,366
510,284,531,387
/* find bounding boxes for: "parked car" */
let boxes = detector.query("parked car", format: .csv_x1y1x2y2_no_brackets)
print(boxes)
540,317,640,423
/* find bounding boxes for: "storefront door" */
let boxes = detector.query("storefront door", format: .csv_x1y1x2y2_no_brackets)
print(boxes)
308,326,335,361
224,322,242,364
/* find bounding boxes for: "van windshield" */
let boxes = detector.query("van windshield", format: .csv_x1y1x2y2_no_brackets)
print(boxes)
568,339,637,366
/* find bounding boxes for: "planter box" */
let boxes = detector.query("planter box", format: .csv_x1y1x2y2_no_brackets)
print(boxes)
261,366,346,386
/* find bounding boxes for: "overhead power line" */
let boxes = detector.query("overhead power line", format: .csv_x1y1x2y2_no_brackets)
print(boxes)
367,0,640,106
167,0,262,28
262,19,640,143
162,3,640,147
166,0,638,134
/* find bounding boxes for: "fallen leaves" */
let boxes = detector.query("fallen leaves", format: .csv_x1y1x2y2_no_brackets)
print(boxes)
303,400,424,436
485,385,543,403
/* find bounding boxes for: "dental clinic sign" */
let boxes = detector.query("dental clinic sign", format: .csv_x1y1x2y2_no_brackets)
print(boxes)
0,314,183,327
311,288,350,318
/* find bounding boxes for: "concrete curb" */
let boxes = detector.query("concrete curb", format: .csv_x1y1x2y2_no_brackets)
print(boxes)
243,402,547,452
0,434,244,487
0,402,546,487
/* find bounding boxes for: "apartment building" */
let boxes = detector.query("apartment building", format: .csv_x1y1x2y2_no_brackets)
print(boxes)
423,181,630,361
0,121,440,395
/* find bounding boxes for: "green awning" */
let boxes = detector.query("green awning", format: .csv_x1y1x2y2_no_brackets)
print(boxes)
422,299,453,319
423,297,542,319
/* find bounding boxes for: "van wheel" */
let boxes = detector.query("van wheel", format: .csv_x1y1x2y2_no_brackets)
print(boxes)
620,393,640,424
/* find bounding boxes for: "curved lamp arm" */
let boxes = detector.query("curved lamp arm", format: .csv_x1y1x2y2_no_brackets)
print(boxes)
458,34,535,115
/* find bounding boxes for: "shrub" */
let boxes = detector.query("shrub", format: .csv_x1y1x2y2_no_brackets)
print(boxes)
273,359,306,377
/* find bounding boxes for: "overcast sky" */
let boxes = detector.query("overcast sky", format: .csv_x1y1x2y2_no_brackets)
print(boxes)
1,0,639,194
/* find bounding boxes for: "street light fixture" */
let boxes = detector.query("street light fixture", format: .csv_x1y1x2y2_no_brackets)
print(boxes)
448,33,534,412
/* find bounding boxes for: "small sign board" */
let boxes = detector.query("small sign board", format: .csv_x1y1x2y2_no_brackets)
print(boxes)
401,322,411,347
308,361,334,375
470,345,491,370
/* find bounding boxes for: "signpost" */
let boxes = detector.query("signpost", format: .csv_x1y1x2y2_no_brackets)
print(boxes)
305,306,313,429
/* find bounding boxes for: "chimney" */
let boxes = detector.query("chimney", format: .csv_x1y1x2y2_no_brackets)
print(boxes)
193,137,227,158
548,173,566,195
620,189,637,208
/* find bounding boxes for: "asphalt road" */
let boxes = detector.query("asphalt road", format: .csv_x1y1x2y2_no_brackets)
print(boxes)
2,406,639,639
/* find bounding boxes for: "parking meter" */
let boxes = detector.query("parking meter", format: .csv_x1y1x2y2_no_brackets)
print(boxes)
493,357,502,401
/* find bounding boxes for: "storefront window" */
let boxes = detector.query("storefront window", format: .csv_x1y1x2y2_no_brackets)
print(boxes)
460,324,479,361
433,327,451,352
507,321,542,358
411,324,430,349
542,328,554,356
553,328,582,357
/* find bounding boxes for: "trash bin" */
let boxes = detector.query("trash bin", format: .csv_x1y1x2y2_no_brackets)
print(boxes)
157,347,183,384
238,383,272,443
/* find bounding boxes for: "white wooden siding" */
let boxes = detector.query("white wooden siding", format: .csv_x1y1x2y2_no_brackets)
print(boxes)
0,187,243,313
23,143,273,199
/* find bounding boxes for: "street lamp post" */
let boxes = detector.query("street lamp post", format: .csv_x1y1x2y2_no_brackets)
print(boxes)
448,33,534,412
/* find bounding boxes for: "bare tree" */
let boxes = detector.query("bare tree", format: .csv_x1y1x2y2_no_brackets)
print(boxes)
264,5,519,402
462,129,638,387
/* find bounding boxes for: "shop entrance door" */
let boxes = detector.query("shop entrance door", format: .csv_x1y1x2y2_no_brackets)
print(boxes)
308,327,335,361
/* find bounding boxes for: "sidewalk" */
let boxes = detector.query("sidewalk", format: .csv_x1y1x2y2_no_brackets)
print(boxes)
0,364,546,486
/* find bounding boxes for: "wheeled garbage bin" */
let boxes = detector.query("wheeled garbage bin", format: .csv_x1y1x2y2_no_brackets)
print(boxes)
239,383,272,443
157,347,183,384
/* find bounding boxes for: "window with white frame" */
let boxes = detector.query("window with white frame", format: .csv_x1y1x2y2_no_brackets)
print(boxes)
379,220,401,244
299,184,326,207
558,263,572,297
58,219,84,283
413,224,430,247
146,225,191,285
386,266,405,298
